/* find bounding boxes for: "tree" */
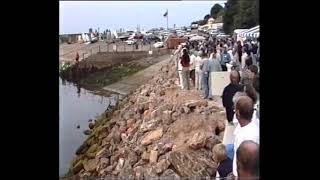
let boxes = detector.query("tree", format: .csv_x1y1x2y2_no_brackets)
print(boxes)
204,14,211,22
223,0,259,34
223,0,239,34
211,4,223,19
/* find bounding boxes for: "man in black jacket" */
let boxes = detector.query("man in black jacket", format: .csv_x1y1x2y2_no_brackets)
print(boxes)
222,70,243,124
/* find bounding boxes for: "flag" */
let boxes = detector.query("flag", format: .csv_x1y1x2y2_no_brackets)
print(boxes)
163,10,168,17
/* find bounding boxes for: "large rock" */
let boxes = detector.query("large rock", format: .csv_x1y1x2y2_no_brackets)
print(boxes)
205,136,221,150
126,119,136,128
141,127,163,145
72,160,84,174
83,159,97,172
115,158,125,172
155,159,171,174
168,150,217,177
119,160,134,178
86,143,98,154
160,169,180,178
162,110,173,125
184,100,208,108
158,143,173,156
143,110,151,122
140,118,161,133
143,165,158,178
141,151,150,161
171,112,179,121
140,89,150,96
216,120,225,132
188,132,208,150
110,126,121,144
96,157,110,172
76,143,89,155
149,150,158,163
133,166,144,180
127,151,139,166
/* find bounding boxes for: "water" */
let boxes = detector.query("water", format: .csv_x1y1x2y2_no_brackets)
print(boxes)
59,78,116,176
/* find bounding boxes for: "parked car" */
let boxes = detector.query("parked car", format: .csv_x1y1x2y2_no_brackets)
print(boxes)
153,42,164,48
125,40,136,45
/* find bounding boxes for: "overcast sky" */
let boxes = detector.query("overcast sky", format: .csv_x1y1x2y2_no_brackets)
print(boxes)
60,1,226,34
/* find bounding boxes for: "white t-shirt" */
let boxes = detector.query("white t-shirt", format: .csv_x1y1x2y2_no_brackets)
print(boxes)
177,58,183,71
194,56,203,71
228,50,234,62
190,54,196,70
232,121,260,177
241,53,248,70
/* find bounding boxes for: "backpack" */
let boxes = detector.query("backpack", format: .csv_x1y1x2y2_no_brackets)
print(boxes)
180,55,190,67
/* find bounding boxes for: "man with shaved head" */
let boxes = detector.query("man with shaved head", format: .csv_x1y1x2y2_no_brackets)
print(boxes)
232,96,259,177
237,140,259,179
222,70,243,124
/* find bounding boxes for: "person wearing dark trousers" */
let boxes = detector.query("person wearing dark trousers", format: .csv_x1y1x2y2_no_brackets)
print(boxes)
200,51,210,99
220,46,231,71
222,70,243,124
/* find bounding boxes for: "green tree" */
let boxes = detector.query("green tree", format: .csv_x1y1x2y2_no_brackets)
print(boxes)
223,0,259,34
211,4,223,19
204,14,211,22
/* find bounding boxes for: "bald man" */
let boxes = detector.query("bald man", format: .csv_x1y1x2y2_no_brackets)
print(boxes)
232,96,259,177
236,140,259,179
222,70,243,124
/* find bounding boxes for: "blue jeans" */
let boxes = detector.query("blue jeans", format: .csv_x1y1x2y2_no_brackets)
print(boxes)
202,72,209,99
225,144,234,160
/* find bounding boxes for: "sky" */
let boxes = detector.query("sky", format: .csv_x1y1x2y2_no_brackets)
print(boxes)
59,1,226,34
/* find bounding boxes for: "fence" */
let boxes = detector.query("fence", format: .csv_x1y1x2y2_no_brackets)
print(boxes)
60,41,169,62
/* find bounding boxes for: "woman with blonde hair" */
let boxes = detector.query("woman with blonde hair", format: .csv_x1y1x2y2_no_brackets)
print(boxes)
212,143,233,178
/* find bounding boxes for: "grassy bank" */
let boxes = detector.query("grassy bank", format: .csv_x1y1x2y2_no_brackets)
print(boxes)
75,62,146,89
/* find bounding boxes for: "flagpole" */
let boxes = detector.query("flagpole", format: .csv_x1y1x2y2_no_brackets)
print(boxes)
166,9,168,30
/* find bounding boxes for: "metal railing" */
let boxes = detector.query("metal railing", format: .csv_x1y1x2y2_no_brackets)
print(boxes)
60,41,170,63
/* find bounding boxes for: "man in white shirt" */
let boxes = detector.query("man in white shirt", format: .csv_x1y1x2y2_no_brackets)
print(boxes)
194,51,203,90
232,96,259,177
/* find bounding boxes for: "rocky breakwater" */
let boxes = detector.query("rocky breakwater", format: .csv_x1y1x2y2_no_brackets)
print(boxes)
67,55,227,179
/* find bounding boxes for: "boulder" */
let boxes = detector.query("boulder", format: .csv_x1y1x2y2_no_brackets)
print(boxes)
134,146,146,156
96,157,110,172
119,125,127,134
160,169,180,178
83,159,97,172
182,106,190,114
127,151,138,166
115,158,125,172
168,150,217,177
72,160,84,174
162,110,173,125
86,143,98,154
171,112,179,121
88,123,94,129
140,118,161,133
141,127,163,146
141,151,150,161
143,165,158,178
188,132,208,150
126,119,136,128
158,143,173,156
155,159,171,174
184,100,208,108
83,129,92,135
134,166,144,180
205,136,221,150
149,150,158,163
76,143,89,155
96,147,112,159
143,110,151,122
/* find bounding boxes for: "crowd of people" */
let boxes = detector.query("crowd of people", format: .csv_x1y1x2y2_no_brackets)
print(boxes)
173,36,260,179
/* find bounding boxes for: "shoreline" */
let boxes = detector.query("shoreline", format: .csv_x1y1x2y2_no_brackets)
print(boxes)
63,53,226,178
